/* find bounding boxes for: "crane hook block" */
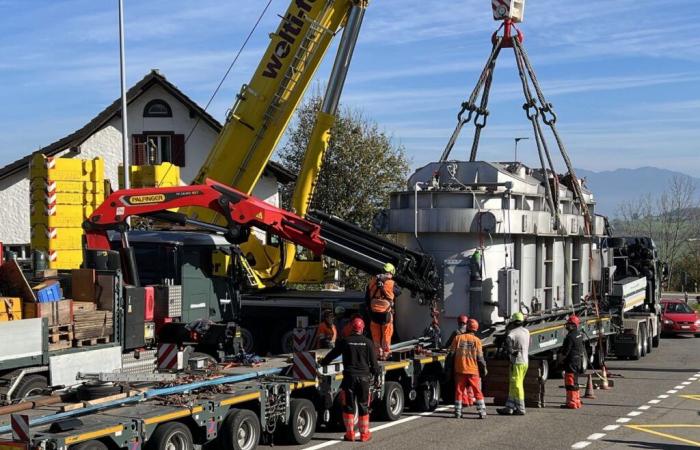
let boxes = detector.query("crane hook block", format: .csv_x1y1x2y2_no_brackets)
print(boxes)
492,0,525,23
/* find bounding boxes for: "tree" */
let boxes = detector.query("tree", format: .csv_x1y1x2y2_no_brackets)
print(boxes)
614,176,700,290
277,95,410,288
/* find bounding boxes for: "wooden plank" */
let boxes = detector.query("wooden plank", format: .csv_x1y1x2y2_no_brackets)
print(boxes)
83,393,126,406
61,402,86,412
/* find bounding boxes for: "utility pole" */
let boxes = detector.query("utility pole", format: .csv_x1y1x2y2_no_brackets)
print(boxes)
514,137,529,162
118,0,130,189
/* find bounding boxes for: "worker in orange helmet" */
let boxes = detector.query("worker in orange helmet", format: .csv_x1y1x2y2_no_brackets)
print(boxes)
314,309,337,349
559,314,585,409
367,263,398,360
450,318,488,419
320,317,379,442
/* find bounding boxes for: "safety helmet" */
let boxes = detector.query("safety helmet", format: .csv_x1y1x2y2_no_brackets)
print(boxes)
467,319,479,332
334,306,346,316
351,317,365,334
458,314,469,325
511,312,524,322
567,315,581,327
383,262,396,275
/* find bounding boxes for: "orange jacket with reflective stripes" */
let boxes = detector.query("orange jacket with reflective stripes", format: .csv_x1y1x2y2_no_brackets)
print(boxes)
368,275,395,314
450,332,484,375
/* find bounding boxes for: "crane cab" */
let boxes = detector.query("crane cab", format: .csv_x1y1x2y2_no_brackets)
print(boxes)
492,0,525,23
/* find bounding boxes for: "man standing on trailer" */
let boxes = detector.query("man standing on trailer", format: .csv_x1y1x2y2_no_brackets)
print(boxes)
320,317,380,442
497,312,530,416
559,315,584,409
450,318,488,419
314,309,337,349
367,263,398,360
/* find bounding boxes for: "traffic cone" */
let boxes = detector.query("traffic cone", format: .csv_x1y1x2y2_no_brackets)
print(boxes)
583,374,596,399
600,365,611,390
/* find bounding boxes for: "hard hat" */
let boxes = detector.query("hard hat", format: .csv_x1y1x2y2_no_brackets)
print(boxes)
458,314,469,324
567,315,581,327
351,317,365,333
334,306,346,315
383,263,396,275
467,319,479,332
511,312,524,322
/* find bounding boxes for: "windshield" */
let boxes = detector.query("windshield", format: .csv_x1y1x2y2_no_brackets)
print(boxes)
664,302,694,314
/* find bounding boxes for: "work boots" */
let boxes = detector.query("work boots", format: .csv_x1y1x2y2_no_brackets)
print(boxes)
342,413,355,442
358,415,371,442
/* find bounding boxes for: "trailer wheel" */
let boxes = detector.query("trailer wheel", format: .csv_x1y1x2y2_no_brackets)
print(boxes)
239,328,255,354
12,374,48,401
280,330,295,354
639,325,648,357
414,379,440,412
645,323,653,354
220,408,260,450
149,422,193,450
283,398,317,445
630,331,642,361
70,440,108,450
652,329,661,347
377,381,404,421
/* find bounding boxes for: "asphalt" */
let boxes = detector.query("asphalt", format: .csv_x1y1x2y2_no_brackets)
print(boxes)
290,334,700,450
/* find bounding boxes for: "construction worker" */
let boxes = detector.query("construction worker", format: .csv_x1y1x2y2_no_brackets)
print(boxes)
320,317,379,442
559,315,584,409
342,313,363,338
314,309,337,349
367,263,397,360
445,314,469,349
450,318,487,419
497,312,530,416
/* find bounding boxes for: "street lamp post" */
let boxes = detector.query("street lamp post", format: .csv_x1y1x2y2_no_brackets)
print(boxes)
514,137,529,162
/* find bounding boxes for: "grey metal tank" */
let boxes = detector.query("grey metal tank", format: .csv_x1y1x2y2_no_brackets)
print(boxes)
382,160,607,342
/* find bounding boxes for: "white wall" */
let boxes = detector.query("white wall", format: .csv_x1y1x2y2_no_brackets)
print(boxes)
0,82,283,245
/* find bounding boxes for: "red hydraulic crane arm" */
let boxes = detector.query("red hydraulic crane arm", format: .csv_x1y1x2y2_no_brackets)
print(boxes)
83,179,327,256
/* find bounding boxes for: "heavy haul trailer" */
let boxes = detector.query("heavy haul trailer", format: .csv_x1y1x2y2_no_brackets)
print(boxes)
0,342,447,450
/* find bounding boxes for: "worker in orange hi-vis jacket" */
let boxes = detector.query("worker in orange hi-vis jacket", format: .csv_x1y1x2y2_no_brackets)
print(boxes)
450,319,488,419
314,309,337,349
367,263,398,360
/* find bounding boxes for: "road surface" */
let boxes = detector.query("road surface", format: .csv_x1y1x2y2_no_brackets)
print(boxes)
292,334,700,449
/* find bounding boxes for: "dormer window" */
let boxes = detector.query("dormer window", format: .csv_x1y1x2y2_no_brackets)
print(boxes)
143,99,172,118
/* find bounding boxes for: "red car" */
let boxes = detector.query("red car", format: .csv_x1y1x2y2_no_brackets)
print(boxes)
661,299,700,337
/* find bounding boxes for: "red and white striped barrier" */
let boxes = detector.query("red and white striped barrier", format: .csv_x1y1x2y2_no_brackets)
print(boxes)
11,414,30,442
292,351,317,380
157,343,182,371
292,328,308,352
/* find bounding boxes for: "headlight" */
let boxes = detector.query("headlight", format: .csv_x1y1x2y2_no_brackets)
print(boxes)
695,319,700,326
663,319,674,325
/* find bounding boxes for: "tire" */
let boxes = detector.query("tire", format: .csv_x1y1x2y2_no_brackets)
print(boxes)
652,330,661,347
12,374,48,401
630,332,642,361
239,328,255,354
283,398,316,445
646,323,653,354
377,381,404,421
148,422,193,450
695,334,700,338
76,383,124,401
592,339,607,370
414,379,440,412
640,325,648,357
70,440,108,450
219,408,260,450
280,330,295,354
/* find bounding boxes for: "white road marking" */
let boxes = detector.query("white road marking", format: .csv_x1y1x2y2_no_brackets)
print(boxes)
667,389,678,394
638,405,651,410
587,433,606,440
648,399,661,404
571,441,591,449
682,381,691,385
627,411,643,416
689,377,698,381
302,407,452,450
603,425,620,431
616,418,631,423
658,394,669,398
674,385,685,389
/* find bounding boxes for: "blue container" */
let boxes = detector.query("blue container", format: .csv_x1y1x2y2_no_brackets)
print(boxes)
33,281,63,303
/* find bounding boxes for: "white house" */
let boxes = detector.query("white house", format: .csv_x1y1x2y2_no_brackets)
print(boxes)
0,70,295,252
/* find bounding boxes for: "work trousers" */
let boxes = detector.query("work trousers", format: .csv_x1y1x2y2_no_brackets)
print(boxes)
341,375,371,416
370,320,393,357
505,363,528,413
564,372,581,409
454,373,485,411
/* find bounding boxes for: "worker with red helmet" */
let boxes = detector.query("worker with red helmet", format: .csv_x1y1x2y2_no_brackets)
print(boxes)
342,313,363,338
450,318,488,419
559,314,585,409
320,317,380,442
445,314,469,349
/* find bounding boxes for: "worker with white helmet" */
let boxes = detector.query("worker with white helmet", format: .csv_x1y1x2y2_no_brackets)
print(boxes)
497,311,530,416
367,262,398,360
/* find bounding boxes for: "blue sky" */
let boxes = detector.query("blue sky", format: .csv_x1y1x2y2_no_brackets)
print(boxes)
1,0,699,175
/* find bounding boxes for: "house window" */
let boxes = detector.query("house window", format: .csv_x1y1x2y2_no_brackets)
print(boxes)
132,133,185,167
143,99,172,118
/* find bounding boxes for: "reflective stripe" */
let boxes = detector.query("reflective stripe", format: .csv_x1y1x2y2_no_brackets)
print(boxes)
65,425,124,444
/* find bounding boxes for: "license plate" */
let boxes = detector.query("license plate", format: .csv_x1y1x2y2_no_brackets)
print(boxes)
681,325,690,329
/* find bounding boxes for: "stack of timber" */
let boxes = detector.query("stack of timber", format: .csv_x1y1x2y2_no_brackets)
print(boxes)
482,359,546,408
73,307,113,347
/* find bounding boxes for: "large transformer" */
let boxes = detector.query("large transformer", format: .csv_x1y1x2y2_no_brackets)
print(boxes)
383,160,607,341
